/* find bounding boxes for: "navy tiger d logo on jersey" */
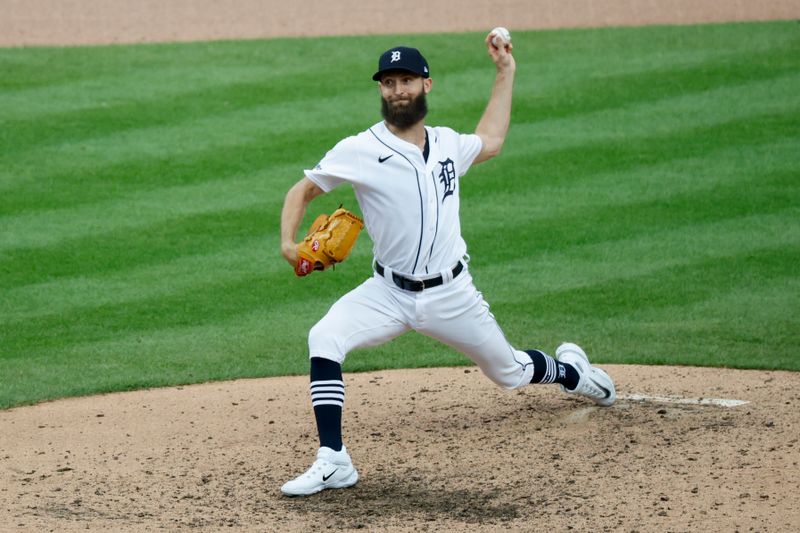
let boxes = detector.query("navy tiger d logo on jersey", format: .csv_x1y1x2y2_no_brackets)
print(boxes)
438,158,456,202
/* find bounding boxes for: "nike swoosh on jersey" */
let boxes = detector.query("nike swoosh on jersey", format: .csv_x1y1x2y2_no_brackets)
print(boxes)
378,154,394,163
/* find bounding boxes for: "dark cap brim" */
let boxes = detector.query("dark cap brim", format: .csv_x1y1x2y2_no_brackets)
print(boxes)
372,67,429,81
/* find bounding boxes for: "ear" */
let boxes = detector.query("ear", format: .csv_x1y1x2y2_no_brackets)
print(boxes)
423,77,433,94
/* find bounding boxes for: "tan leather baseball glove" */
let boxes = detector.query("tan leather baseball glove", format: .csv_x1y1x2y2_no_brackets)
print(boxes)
295,207,364,277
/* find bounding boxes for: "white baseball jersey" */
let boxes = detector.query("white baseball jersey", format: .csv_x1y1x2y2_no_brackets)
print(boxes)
303,120,535,390
305,120,482,276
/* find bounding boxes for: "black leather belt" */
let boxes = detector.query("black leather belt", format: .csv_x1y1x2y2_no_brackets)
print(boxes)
374,261,464,292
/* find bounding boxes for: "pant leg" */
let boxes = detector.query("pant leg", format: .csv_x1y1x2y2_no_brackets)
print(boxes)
309,275,411,364
415,271,534,389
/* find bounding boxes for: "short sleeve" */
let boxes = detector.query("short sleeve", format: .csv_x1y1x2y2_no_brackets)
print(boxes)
303,137,358,192
457,133,483,176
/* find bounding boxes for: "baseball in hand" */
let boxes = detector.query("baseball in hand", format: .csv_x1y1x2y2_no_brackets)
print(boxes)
491,27,512,48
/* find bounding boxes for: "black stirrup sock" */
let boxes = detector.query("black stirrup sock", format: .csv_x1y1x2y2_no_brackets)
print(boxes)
309,357,344,451
526,349,580,390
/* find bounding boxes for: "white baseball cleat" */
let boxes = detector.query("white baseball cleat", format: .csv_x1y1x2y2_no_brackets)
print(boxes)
281,445,359,496
556,342,616,407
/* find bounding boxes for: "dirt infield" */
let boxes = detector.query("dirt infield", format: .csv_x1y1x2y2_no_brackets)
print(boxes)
3,1,800,531
1,0,799,47
2,366,799,531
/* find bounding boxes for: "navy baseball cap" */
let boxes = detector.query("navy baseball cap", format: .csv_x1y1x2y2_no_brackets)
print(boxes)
372,46,429,81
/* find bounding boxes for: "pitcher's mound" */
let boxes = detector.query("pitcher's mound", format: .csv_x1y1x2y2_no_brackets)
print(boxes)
2,365,798,531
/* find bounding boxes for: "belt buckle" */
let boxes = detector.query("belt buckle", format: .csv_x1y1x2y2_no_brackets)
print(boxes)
392,272,423,292
407,279,424,291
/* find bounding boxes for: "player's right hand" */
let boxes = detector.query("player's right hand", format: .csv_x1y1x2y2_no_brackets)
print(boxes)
485,31,515,73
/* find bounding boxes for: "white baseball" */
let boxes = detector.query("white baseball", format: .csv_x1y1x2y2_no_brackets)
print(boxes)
491,27,511,48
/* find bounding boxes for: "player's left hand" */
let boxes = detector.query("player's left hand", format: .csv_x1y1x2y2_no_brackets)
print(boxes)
293,207,364,277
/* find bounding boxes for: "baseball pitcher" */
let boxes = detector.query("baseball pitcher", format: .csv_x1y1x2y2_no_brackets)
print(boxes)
279,29,616,496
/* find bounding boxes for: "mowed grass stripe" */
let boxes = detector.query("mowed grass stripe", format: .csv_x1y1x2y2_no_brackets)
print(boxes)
0,232,375,324
0,69,374,163
2,123,795,346
3,224,795,408
4,25,796,201
0,36,378,115
1,22,773,116
468,137,797,228
607,272,800,342
0,90,374,192
1,273,337,365
4,202,794,358
0,238,280,323
0,242,372,357
1,270,292,356
0,298,323,407
650,277,800,368
5,194,795,341
517,20,799,68
469,161,797,264
1,78,344,187
0,123,347,216
486,107,797,184
0,37,380,175
476,209,799,300
0,171,283,253
426,22,799,131
3,75,795,248
438,39,798,129
464,134,797,239
2,131,787,292
488,246,800,369
0,180,356,290
10,269,795,409
505,73,799,156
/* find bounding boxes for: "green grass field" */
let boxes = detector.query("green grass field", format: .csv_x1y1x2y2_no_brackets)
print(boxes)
1,21,798,409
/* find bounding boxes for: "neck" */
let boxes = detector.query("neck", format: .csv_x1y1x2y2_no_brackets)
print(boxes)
385,120,426,150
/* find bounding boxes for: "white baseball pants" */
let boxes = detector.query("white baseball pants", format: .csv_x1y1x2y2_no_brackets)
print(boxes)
308,268,535,389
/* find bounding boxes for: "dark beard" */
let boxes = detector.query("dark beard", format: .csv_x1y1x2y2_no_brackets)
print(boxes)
381,91,428,130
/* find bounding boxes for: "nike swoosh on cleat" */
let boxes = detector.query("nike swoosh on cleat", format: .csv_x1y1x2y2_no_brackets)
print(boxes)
322,469,338,481
589,377,611,399
378,155,394,163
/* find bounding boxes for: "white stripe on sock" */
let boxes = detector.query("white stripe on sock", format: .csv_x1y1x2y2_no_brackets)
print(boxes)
310,380,344,408
541,355,555,384
312,399,344,407
311,386,345,394
311,391,344,401
309,380,344,389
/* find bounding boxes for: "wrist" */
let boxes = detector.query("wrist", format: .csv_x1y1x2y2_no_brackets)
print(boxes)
281,240,297,256
496,62,516,76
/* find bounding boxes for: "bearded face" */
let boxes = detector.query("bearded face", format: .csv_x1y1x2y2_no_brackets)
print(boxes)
381,90,428,130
